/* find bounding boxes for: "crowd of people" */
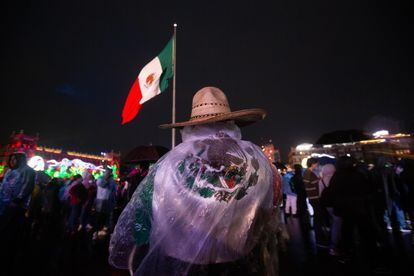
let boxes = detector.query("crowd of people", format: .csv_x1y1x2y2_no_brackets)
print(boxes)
1,150,413,275
0,152,149,274
280,155,414,269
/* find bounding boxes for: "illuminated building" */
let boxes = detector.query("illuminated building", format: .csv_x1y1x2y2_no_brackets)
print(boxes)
0,130,120,179
288,130,414,166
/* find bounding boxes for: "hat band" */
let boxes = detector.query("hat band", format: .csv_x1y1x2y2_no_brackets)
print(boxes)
190,112,226,120
192,102,228,109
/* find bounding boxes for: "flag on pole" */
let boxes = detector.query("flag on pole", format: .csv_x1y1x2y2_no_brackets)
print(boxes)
122,38,174,124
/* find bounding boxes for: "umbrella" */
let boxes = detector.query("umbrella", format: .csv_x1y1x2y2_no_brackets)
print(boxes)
317,156,336,166
122,145,169,164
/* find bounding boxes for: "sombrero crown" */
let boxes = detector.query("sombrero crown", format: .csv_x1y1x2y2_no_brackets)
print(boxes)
159,87,266,129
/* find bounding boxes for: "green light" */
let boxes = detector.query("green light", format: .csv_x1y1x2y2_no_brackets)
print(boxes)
112,164,118,179
25,157,119,181
0,165,5,175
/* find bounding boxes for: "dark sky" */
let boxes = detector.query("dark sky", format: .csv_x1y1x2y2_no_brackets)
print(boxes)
1,1,413,161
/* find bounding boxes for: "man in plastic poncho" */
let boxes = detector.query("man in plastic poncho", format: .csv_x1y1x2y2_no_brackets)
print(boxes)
109,87,285,275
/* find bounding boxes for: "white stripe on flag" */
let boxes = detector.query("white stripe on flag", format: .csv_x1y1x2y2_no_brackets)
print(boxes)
138,56,163,104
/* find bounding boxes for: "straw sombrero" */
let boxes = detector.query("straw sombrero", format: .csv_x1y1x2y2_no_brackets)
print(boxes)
159,87,266,129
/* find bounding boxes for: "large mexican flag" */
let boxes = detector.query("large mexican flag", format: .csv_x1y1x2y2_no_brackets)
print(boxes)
122,38,174,124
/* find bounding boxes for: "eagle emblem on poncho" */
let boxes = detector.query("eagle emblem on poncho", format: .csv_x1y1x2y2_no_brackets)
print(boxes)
177,137,260,202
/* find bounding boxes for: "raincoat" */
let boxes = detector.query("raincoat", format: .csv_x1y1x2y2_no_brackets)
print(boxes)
0,163,35,215
109,122,282,275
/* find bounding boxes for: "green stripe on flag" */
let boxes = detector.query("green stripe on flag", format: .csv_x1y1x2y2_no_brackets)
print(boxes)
158,38,174,92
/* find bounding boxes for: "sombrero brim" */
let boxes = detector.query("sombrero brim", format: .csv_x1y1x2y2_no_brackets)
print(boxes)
159,108,267,129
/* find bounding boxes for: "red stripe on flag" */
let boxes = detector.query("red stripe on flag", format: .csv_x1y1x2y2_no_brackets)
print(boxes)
121,78,143,125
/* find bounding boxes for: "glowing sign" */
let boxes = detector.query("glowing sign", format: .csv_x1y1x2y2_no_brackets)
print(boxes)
28,156,45,171
47,158,105,172
26,154,118,180
373,130,389,138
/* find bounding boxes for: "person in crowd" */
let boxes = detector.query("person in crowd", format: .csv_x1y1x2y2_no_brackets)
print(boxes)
94,168,117,239
371,157,409,232
282,167,297,216
109,87,285,275
290,164,309,224
393,161,411,233
303,157,328,247
400,158,414,244
303,158,320,203
59,176,75,225
67,174,86,234
0,153,36,217
319,163,335,197
116,165,146,211
59,176,71,202
79,171,96,232
329,156,379,269
116,178,128,209
41,178,63,234
27,171,51,238
319,163,342,256
0,152,36,273
126,163,149,202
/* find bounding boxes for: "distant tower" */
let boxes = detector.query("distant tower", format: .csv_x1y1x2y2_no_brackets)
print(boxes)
0,131,40,176
8,130,39,156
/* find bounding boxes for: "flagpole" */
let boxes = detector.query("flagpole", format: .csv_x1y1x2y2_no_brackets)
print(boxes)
172,23,177,149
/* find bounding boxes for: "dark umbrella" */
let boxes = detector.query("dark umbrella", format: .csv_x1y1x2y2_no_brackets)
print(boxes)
122,145,169,164
317,156,336,166
120,146,170,199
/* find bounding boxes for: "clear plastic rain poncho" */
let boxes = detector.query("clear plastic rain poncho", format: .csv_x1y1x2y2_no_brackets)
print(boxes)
109,122,281,275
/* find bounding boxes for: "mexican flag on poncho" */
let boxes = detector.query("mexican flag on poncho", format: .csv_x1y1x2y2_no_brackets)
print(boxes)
122,38,174,124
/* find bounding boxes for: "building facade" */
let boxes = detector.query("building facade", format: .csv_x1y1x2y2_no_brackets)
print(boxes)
288,132,413,166
0,130,120,179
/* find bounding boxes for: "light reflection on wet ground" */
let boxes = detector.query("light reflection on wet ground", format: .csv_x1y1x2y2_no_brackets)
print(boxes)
280,215,414,276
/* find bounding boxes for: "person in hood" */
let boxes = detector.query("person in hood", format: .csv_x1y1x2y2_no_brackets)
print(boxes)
0,152,36,274
94,168,117,238
0,152,36,217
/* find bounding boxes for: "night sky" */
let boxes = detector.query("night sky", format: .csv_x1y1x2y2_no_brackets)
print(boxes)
1,1,413,161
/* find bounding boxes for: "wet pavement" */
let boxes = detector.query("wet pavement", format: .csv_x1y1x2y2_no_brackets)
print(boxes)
280,215,414,276
4,215,414,275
